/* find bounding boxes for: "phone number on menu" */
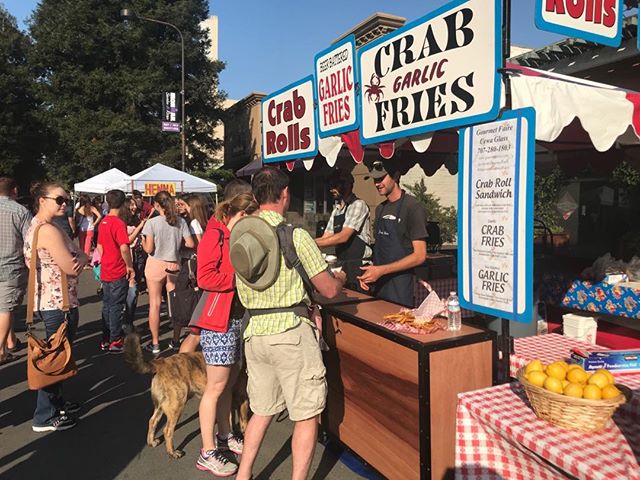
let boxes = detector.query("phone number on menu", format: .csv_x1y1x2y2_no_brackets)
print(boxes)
476,144,512,154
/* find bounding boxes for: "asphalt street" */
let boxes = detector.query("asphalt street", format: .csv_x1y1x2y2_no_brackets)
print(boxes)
0,272,373,480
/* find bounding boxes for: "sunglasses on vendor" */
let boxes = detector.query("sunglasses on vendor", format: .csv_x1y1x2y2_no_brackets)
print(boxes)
44,195,69,206
367,161,398,183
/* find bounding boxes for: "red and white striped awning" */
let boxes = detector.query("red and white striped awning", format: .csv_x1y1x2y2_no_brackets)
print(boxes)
281,63,640,172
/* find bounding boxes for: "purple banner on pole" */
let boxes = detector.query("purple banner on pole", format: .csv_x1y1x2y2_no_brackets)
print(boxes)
162,121,180,133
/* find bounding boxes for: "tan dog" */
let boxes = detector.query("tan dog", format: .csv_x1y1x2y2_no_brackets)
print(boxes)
124,334,248,458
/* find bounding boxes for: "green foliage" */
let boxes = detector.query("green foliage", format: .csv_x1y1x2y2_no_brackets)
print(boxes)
0,7,46,188
404,179,458,244
534,167,565,234
612,161,640,206
26,0,226,185
612,161,640,188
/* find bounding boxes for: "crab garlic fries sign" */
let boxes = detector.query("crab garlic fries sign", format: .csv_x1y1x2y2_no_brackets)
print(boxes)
458,108,535,323
535,0,624,47
314,36,359,137
357,0,502,145
262,76,318,163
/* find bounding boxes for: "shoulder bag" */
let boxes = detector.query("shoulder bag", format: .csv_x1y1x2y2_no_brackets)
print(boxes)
25,224,78,390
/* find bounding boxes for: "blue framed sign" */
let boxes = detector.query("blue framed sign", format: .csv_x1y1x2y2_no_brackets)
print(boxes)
314,35,359,138
535,0,623,47
457,108,536,323
261,75,318,164
356,0,502,146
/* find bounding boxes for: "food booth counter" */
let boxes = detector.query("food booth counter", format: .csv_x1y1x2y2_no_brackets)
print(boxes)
319,291,497,480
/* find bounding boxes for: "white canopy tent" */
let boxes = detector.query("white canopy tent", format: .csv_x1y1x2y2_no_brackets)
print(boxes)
127,163,217,194
74,168,131,194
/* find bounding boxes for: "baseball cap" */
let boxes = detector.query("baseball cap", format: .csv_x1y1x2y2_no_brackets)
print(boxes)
365,160,398,181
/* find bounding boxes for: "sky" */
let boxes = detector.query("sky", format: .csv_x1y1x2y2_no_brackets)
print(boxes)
2,0,568,100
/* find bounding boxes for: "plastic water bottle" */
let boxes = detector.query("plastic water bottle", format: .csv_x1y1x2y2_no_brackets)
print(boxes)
447,291,462,331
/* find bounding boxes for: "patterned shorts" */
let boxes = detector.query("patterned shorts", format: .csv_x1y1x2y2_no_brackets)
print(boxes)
200,318,242,366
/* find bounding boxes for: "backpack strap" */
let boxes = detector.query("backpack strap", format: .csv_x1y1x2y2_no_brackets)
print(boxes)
275,223,317,299
246,222,325,320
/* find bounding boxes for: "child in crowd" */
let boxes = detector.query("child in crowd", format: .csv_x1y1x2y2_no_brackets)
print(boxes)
97,190,134,353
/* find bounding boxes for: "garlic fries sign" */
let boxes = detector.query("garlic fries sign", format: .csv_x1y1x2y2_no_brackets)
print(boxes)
458,108,535,323
357,0,502,145
314,35,359,137
535,0,624,47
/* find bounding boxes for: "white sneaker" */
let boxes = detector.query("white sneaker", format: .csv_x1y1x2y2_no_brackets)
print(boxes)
196,449,238,477
218,433,244,455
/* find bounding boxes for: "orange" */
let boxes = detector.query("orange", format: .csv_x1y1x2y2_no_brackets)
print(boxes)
563,383,584,398
601,384,621,400
528,371,547,387
583,384,602,400
546,363,567,381
567,368,588,385
525,359,545,374
588,372,609,389
562,380,570,389
595,369,615,385
543,376,564,394
567,364,583,371
555,360,570,371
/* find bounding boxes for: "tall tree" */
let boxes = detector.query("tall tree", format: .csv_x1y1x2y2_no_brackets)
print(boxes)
28,0,226,185
0,7,45,189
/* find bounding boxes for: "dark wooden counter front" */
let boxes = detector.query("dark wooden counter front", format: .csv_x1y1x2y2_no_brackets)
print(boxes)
320,298,496,480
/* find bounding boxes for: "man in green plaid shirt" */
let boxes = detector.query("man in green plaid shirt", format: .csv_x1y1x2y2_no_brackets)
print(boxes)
235,167,346,480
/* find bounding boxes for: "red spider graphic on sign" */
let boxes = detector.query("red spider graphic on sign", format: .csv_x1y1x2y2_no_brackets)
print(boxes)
364,74,385,103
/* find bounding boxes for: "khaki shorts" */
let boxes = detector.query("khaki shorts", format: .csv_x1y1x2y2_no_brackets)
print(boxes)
144,256,179,291
245,322,327,421
0,274,27,313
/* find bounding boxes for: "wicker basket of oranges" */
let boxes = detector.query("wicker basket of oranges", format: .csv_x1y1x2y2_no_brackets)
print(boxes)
517,360,629,433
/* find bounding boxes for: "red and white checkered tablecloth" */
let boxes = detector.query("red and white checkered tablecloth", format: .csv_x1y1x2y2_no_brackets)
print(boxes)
509,333,609,378
456,373,640,480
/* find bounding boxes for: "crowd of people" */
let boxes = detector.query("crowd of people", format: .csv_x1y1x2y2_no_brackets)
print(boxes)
0,160,429,479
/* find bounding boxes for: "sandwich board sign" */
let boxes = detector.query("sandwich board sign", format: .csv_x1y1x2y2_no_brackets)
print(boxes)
458,108,536,323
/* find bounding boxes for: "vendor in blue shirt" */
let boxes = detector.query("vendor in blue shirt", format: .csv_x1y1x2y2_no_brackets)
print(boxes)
316,168,372,291
358,160,428,307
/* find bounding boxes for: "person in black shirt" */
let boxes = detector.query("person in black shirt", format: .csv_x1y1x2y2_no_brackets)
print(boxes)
358,160,428,307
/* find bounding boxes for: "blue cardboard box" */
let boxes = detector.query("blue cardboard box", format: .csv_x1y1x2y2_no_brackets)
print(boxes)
570,348,640,373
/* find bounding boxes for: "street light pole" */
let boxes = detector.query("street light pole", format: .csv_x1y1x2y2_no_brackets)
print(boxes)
121,8,186,171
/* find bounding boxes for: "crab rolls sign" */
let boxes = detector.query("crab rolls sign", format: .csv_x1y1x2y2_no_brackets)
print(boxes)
535,0,624,47
314,36,359,137
357,0,502,145
262,76,318,164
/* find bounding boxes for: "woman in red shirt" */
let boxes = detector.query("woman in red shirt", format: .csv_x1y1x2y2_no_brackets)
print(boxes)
194,193,258,476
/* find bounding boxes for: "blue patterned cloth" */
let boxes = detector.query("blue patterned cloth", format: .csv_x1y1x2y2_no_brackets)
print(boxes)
200,318,242,366
562,280,640,319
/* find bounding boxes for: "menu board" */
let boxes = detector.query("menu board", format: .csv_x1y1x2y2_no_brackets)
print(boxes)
458,108,535,323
